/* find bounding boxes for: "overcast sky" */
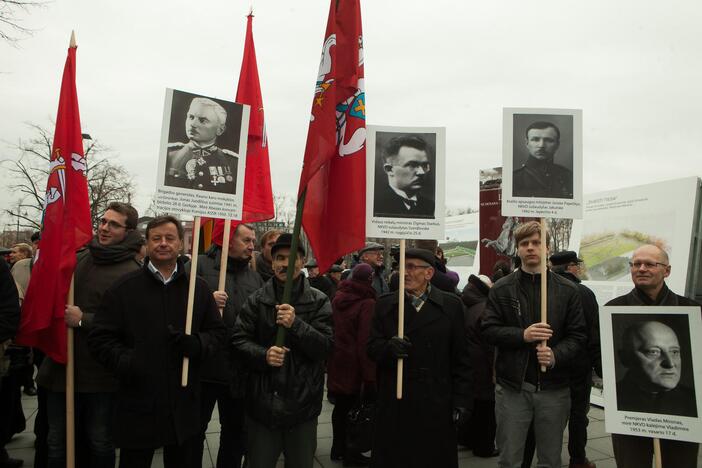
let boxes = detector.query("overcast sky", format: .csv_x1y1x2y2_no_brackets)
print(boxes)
1,0,701,229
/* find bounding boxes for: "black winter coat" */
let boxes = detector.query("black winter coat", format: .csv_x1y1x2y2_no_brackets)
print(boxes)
367,286,472,468
231,277,333,429
194,246,263,389
461,284,495,401
481,269,586,391
88,258,226,449
0,257,20,343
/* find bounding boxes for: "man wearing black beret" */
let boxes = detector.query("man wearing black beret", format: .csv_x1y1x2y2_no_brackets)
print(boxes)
368,248,472,468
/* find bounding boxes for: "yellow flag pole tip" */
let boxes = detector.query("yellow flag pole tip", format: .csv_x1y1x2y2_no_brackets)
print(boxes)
69,30,76,48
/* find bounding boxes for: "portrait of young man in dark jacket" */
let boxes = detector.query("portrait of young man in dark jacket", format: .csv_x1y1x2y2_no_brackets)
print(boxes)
231,233,333,468
481,221,586,468
88,215,225,468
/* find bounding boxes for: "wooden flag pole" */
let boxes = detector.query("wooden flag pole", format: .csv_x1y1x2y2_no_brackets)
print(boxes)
396,239,406,399
275,190,307,347
182,216,202,386
217,220,232,317
540,218,548,373
66,275,76,468
653,438,663,468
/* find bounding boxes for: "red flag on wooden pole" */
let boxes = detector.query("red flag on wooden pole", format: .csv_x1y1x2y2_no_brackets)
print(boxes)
297,0,366,273
15,34,93,364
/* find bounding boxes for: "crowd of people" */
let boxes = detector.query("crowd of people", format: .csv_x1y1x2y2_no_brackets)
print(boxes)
0,204,700,468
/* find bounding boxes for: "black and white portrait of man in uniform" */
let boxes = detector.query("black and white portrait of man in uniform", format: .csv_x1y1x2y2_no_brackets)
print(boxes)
164,96,239,194
512,116,574,199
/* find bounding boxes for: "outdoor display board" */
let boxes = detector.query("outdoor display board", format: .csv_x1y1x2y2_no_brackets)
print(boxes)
439,212,479,290
601,306,702,443
154,88,250,219
366,125,445,240
501,108,583,219
570,177,702,304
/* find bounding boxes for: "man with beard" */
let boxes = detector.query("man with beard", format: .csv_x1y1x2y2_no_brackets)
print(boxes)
89,215,225,468
232,233,332,467
192,223,263,468
368,248,472,468
37,202,144,468
606,244,700,468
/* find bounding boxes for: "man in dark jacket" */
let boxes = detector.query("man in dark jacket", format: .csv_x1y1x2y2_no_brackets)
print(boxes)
37,202,143,468
88,215,225,468
482,221,586,468
232,233,332,468
460,274,498,457
0,257,21,468
606,244,700,468
368,248,472,468
193,223,263,468
550,250,601,468
356,242,389,295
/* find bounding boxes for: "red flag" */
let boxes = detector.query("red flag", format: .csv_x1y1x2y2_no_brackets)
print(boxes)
237,14,274,223
15,42,92,364
208,14,275,247
298,0,366,272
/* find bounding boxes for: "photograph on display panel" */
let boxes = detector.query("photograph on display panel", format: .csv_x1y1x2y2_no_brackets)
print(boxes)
601,306,702,443
372,131,436,219
163,89,243,195
501,108,582,219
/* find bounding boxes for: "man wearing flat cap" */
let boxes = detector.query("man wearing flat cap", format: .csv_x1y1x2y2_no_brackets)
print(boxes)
231,233,333,467
355,242,389,295
368,248,472,468
306,259,334,299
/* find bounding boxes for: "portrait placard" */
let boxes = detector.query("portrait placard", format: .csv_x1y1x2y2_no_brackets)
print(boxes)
154,88,250,219
501,108,582,219
366,125,445,240
601,306,702,443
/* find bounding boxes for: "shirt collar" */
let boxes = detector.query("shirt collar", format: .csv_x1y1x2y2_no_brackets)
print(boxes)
148,261,178,284
388,184,418,202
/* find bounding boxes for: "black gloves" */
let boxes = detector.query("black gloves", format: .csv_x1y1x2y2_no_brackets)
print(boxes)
388,336,412,359
168,325,201,358
453,406,470,429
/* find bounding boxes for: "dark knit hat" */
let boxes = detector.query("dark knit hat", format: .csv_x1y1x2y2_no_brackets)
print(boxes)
351,263,373,284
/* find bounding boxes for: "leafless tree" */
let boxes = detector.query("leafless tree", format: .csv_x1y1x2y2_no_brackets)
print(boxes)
273,194,296,230
3,122,135,232
547,218,573,252
0,0,47,44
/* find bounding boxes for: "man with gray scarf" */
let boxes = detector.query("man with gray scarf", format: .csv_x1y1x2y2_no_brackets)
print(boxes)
38,202,143,468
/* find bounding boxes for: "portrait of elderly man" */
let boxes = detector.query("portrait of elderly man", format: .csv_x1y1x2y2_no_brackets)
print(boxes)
373,134,436,219
616,319,697,418
164,96,239,194
513,120,573,199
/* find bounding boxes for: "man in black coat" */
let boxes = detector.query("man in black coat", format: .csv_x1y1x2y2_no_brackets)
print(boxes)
192,223,263,468
231,233,333,468
481,221,586,468
606,244,700,468
38,202,143,468
88,216,226,468
367,248,472,468
0,257,22,468
373,135,435,219
549,250,600,468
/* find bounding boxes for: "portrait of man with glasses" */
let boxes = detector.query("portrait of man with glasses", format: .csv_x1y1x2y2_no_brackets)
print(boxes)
373,133,436,219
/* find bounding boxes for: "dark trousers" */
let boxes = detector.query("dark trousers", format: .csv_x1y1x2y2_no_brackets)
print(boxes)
567,370,592,463
34,386,49,468
458,399,496,457
46,391,115,468
246,416,317,468
612,433,699,468
194,381,246,468
330,393,359,458
119,436,198,468
0,372,25,445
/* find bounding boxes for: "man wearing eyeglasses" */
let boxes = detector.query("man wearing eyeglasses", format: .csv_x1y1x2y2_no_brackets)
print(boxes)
356,242,390,295
606,244,700,468
37,202,144,468
368,248,472,468
373,135,435,219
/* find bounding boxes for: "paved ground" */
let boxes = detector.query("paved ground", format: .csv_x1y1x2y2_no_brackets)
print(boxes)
6,392,625,468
